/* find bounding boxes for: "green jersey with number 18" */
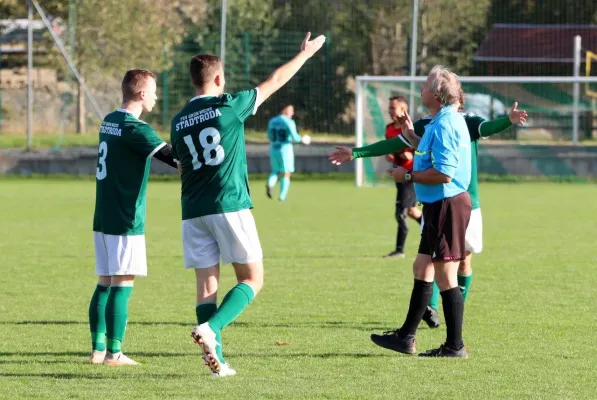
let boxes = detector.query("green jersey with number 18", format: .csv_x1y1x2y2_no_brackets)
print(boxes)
170,89,259,220
93,109,166,236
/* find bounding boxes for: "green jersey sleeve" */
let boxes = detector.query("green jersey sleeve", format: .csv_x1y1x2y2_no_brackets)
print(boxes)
352,135,411,159
479,116,512,138
464,114,485,141
130,123,165,158
227,89,259,122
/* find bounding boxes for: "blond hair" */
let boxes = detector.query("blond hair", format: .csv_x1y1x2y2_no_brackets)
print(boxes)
429,65,460,106
121,69,155,102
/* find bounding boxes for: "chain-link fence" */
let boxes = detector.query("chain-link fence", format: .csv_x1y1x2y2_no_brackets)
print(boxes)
1,1,597,141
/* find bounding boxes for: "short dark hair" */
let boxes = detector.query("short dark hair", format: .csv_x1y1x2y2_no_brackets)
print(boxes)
189,54,222,88
121,69,155,101
280,104,294,112
389,96,408,105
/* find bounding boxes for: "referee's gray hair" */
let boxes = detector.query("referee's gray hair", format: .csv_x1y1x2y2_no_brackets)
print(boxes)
429,65,460,106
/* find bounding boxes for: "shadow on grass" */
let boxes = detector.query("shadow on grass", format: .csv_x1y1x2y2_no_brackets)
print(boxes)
0,372,106,380
0,351,392,359
0,372,186,379
1,320,398,331
0,360,73,365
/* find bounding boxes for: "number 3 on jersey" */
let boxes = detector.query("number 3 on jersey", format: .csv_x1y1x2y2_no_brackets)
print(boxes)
183,127,225,170
96,141,108,180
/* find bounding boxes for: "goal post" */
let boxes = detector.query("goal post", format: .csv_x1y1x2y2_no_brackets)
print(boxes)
586,50,597,98
354,75,597,187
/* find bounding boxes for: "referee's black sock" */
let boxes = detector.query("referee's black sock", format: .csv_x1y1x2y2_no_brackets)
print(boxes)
441,287,465,350
399,279,433,337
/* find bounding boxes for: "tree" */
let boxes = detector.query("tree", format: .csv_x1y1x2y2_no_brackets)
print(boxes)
29,0,208,133
488,0,597,25
418,0,491,75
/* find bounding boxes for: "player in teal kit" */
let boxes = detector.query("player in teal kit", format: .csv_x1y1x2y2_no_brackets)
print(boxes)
266,104,305,201
170,32,326,377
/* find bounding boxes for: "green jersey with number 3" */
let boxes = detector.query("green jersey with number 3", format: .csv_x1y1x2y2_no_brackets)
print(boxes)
93,110,165,235
170,89,258,220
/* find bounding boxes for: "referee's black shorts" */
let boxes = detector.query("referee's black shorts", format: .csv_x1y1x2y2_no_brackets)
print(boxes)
418,191,472,262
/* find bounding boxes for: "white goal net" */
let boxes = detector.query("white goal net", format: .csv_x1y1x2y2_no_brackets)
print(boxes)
354,76,597,187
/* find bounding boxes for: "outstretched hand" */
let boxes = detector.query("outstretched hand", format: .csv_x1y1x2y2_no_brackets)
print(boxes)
301,32,326,58
329,146,353,165
509,102,528,125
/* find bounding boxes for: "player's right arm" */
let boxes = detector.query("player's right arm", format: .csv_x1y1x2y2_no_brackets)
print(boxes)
328,136,411,165
255,32,326,109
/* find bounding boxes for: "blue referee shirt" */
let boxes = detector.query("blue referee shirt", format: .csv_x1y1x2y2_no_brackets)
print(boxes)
413,104,471,203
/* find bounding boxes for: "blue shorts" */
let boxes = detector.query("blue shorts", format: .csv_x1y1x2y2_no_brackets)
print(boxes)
269,146,295,174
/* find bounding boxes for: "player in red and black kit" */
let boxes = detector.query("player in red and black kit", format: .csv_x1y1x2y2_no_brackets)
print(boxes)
384,97,422,258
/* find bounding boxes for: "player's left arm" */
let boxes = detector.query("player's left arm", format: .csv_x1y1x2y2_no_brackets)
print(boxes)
289,120,302,143
130,124,176,169
153,144,178,169
479,102,527,138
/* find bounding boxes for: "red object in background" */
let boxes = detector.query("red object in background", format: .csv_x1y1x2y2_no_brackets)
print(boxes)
385,123,414,171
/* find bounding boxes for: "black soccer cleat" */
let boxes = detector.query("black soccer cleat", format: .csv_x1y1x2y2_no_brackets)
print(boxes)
419,343,468,358
422,306,441,329
266,184,272,199
383,251,405,259
370,329,416,355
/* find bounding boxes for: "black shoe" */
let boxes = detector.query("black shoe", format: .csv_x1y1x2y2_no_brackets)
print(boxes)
383,251,405,259
419,343,468,358
422,306,441,329
266,184,272,199
370,329,416,355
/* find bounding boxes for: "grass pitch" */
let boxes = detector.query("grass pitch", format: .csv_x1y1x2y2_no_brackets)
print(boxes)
0,179,596,399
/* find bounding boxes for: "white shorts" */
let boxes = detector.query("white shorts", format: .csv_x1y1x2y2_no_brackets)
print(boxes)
182,209,263,269
465,208,483,254
94,232,147,276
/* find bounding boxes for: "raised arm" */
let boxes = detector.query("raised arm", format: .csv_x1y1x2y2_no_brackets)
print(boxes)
398,110,421,148
256,32,326,109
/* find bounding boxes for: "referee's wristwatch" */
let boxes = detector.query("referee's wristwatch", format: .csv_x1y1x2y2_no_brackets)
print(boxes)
404,170,412,182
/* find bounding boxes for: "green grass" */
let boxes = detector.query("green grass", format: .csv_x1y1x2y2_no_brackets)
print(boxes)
1,180,596,399
0,130,351,149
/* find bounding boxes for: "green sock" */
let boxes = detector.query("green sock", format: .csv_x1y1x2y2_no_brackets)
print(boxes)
429,281,440,311
458,273,473,301
208,283,255,332
196,303,226,364
89,284,111,351
105,286,133,354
